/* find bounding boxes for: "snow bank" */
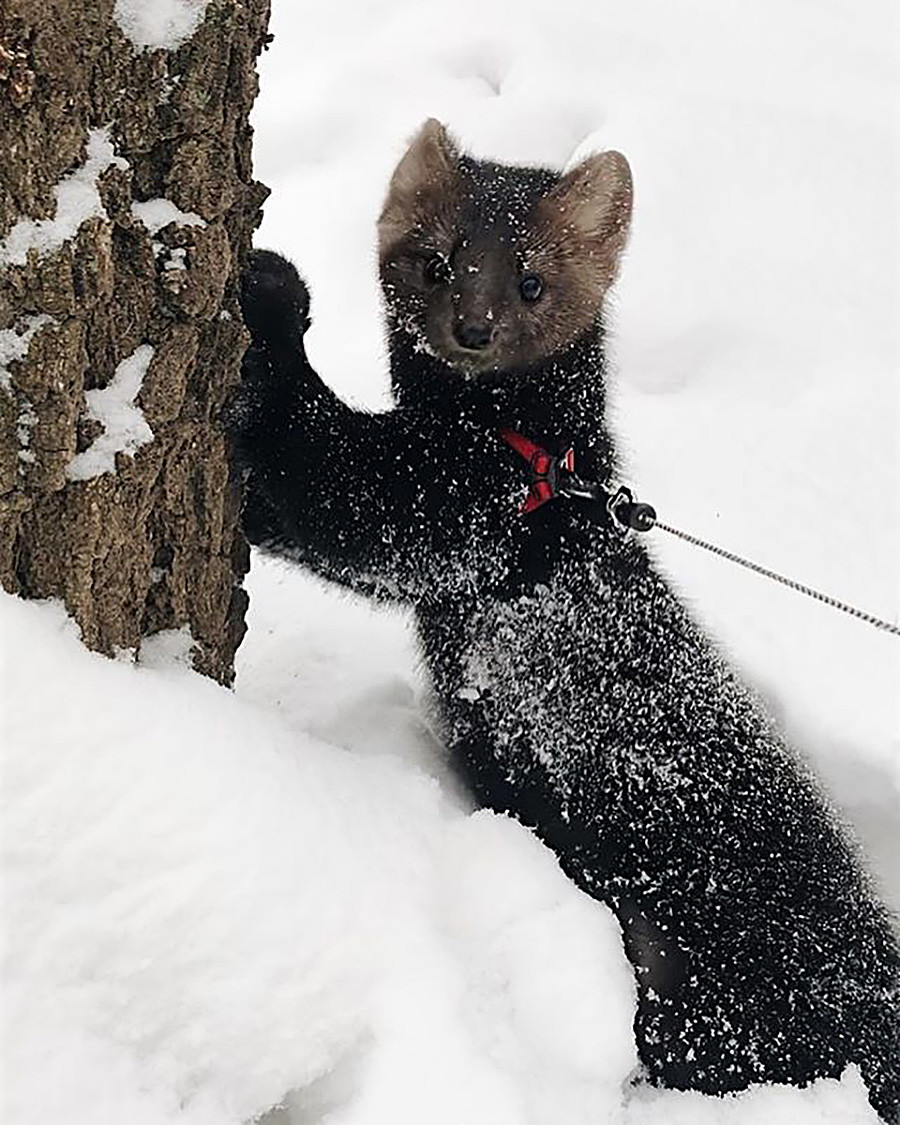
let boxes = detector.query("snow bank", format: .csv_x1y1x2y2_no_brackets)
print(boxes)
0,129,126,267
66,344,155,480
1,573,880,1124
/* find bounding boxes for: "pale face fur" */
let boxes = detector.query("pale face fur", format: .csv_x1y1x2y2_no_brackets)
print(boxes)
378,119,633,376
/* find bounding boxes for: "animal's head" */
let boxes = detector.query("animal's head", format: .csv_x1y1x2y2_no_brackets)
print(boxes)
378,119,633,377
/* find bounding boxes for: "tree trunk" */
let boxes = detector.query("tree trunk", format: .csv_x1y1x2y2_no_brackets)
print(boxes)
0,0,270,684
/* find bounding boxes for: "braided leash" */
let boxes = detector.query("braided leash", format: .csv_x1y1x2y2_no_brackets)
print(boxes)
652,519,900,637
603,484,900,637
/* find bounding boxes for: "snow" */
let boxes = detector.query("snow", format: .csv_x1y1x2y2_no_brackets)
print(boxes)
66,344,155,481
2,0,898,1123
0,314,52,392
136,626,199,669
0,574,881,1125
131,199,207,234
113,0,210,51
162,245,188,271
1,315,55,476
2,588,638,1125
15,402,37,464
0,129,126,267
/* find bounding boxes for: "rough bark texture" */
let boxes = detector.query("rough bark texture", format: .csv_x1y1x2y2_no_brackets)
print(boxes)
0,0,270,684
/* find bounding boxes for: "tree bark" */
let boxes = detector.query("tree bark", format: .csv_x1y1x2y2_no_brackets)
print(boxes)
0,0,270,684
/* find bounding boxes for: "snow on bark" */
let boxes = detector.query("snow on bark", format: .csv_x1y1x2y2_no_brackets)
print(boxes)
66,345,155,481
130,199,207,234
113,0,211,51
0,129,126,267
0,315,53,392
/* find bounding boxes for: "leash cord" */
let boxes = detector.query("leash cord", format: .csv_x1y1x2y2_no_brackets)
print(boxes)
650,518,900,638
564,476,899,637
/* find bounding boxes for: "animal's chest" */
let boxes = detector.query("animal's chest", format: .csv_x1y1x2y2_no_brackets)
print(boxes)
415,533,712,817
417,426,566,599
416,554,613,778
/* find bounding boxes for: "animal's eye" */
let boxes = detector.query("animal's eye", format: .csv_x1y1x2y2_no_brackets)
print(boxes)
424,255,451,284
519,273,543,302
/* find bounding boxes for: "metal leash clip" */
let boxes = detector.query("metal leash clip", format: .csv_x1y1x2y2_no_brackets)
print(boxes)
550,460,657,536
497,429,899,636
605,485,657,535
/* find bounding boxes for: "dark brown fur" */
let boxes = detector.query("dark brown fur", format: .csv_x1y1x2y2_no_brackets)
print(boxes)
377,119,632,376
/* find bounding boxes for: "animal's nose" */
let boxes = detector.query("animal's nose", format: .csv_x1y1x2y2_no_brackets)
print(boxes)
454,321,494,350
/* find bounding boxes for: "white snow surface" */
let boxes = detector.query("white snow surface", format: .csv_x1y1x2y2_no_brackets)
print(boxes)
136,626,200,670
0,129,126,267
2,1,898,1123
114,0,210,51
0,579,880,1125
66,344,155,481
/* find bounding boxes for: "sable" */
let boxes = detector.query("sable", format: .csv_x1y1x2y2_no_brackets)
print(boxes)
233,122,900,1122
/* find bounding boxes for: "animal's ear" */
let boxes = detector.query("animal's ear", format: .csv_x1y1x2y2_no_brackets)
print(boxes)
378,119,460,255
541,151,633,285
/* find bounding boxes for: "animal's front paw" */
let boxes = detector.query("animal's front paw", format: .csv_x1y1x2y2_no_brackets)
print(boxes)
227,251,329,470
223,372,269,471
240,248,311,347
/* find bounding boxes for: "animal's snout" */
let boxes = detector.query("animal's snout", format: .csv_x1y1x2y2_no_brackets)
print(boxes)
453,320,494,350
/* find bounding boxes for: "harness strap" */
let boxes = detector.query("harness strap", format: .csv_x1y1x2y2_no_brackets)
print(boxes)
498,427,574,513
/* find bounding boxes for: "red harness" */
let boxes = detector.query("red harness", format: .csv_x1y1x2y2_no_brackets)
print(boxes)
498,428,575,514
498,428,657,533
